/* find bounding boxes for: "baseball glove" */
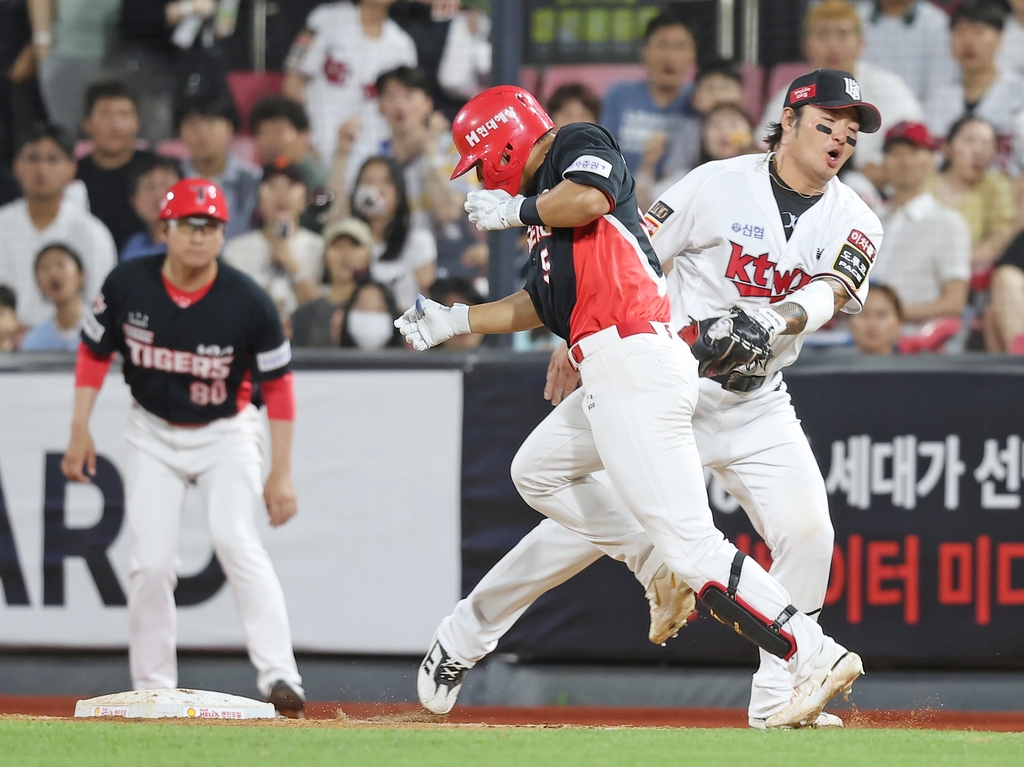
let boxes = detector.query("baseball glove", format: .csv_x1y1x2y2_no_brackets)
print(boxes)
683,307,774,378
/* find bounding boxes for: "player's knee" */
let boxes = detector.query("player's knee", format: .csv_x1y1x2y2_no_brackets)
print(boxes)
130,557,177,583
510,445,547,499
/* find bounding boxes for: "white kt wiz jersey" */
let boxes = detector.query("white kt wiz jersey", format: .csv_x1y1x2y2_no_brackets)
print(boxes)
82,255,292,424
646,153,884,377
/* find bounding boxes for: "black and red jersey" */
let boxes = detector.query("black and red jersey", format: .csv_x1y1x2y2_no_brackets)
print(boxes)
523,123,669,344
81,255,291,424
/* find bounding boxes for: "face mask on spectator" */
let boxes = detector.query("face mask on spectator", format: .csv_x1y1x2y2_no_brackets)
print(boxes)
353,186,388,217
347,310,394,350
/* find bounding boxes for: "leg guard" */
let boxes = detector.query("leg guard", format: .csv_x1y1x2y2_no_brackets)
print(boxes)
698,552,799,661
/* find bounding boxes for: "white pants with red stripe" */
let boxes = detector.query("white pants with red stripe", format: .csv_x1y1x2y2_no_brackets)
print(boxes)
438,371,832,719
122,404,302,697
437,325,831,698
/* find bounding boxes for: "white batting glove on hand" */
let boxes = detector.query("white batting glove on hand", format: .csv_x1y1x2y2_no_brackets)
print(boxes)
465,189,526,231
750,307,787,345
395,296,472,351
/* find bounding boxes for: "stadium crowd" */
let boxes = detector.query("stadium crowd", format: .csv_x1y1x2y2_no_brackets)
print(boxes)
1,0,1024,356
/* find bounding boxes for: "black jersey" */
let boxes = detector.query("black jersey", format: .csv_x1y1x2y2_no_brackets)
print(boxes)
82,255,291,424
522,123,670,344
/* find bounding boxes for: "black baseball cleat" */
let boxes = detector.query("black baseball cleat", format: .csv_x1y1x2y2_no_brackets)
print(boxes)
268,680,305,719
417,629,472,714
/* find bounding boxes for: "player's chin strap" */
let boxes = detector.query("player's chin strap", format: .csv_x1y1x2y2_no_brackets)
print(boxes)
697,551,799,660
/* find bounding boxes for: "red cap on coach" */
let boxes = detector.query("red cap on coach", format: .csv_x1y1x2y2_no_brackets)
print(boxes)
159,178,230,223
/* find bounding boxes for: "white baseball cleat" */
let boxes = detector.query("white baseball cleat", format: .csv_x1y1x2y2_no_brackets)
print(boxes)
749,711,844,729
765,637,863,729
417,629,472,715
646,564,697,645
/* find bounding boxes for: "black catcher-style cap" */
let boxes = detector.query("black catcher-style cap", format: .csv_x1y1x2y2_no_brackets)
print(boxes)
783,69,881,134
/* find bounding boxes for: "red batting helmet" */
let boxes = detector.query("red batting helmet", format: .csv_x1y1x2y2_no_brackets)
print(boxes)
159,178,230,223
450,86,555,196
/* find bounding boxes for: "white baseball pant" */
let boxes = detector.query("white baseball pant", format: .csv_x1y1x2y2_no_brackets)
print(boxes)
438,375,832,719
122,403,303,697
498,324,827,686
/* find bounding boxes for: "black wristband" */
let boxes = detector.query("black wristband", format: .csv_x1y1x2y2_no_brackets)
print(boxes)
519,195,545,227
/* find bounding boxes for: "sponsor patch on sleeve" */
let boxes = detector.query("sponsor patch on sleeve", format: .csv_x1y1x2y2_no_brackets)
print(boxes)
83,312,105,343
846,229,876,261
257,340,292,373
564,155,613,178
833,243,871,290
647,201,675,223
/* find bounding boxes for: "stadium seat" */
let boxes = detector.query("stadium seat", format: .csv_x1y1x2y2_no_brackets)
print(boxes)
227,71,286,134
767,61,813,102
897,317,963,354
739,62,765,121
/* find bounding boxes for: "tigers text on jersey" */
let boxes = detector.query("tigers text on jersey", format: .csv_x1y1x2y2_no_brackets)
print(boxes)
646,153,884,377
523,123,669,344
82,255,292,424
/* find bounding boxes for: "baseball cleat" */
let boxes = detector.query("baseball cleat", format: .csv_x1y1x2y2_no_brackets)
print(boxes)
417,629,472,714
749,711,844,729
268,680,305,719
765,637,863,729
646,564,697,645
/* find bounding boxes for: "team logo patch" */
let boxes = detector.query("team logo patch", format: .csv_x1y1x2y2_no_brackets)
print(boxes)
257,340,292,373
844,77,861,100
83,313,105,343
790,84,816,103
564,155,613,178
647,201,675,223
847,229,876,261
833,243,871,289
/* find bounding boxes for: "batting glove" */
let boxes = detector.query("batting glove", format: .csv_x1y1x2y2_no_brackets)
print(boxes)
750,307,787,346
395,296,472,351
465,189,525,231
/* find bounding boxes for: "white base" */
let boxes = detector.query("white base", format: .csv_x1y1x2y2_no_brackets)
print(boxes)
74,688,277,719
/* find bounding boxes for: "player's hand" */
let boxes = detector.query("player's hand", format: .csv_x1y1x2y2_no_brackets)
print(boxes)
544,341,581,406
61,427,97,483
395,295,471,351
264,470,298,527
465,189,526,231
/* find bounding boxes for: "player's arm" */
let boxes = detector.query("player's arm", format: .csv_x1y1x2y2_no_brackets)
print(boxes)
263,376,298,527
465,179,611,231
396,289,541,350
62,345,113,482
763,276,852,336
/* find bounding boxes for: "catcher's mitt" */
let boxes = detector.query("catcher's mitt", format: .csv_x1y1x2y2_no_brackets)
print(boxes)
682,307,774,378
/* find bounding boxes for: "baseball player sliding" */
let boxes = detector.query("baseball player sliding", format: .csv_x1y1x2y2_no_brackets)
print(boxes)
398,82,867,730
61,179,306,718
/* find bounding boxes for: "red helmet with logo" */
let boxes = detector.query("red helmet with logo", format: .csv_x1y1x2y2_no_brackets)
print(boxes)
159,178,230,223
450,86,555,195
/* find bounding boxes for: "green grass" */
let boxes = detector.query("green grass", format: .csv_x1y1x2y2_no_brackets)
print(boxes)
3,720,1023,767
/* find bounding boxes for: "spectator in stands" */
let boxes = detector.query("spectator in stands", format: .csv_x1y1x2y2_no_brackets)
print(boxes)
283,0,417,168
759,0,922,189
698,103,756,165
0,123,115,327
338,277,403,350
601,10,698,175
121,154,182,261
429,276,484,351
924,1,1024,172
989,230,1024,352
177,92,261,240
290,216,373,348
351,155,436,309
33,0,121,138
871,122,971,329
690,59,744,116
0,0,47,168
546,83,601,129
998,0,1024,79
858,0,959,102
223,160,322,319
77,81,153,252
20,243,84,351
930,117,1016,273
850,283,903,354
249,95,329,194
0,285,18,351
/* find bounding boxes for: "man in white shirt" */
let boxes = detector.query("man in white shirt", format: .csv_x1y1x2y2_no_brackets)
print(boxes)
858,0,960,102
924,0,1024,173
222,161,324,320
871,122,971,328
282,0,417,167
0,124,116,328
760,0,922,190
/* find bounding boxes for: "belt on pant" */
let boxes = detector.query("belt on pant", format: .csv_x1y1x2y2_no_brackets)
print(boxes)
568,321,673,368
676,321,766,393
